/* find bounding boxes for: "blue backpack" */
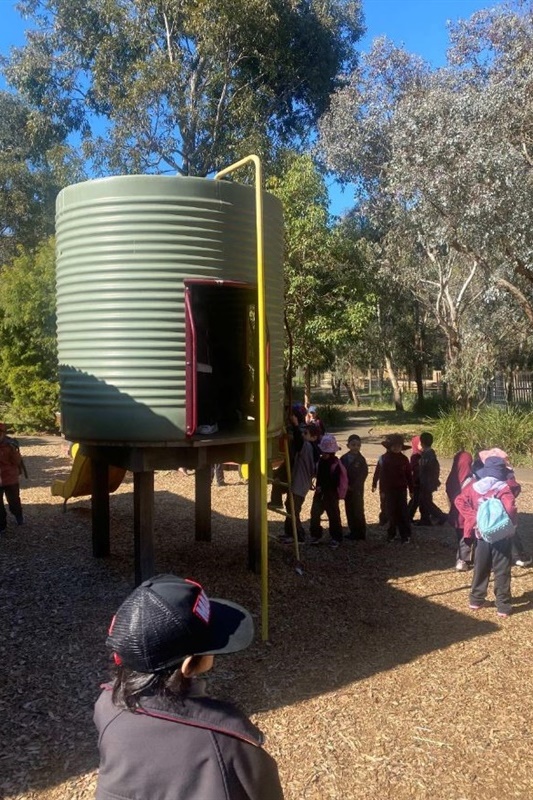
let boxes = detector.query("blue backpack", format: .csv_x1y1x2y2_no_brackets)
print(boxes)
476,492,516,543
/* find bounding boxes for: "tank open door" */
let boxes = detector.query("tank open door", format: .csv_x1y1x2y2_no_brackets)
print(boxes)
185,280,260,436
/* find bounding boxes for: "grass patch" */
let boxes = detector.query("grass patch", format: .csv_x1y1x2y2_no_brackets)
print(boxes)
431,406,533,465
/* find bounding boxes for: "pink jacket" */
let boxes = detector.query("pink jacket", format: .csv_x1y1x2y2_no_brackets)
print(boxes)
454,477,518,540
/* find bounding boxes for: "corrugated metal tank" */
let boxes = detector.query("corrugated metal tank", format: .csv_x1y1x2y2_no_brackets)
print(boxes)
55,175,284,442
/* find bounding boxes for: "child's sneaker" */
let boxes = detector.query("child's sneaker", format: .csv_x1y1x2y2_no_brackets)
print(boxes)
497,610,511,618
469,602,484,611
515,558,533,567
309,536,322,546
455,559,469,572
328,540,340,550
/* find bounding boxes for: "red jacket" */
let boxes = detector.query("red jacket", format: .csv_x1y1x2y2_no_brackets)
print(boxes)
0,439,22,486
454,478,517,541
445,450,473,529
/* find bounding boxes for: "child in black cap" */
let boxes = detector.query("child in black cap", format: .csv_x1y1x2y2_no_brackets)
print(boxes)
95,574,284,800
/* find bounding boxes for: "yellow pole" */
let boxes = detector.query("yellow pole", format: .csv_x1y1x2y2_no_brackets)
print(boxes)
215,156,270,640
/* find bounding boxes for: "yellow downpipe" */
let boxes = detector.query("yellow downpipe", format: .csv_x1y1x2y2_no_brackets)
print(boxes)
215,156,270,640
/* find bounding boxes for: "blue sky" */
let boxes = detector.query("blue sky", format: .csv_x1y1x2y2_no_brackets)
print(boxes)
0,0,494,213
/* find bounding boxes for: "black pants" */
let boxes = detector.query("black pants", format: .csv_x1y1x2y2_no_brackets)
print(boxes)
407,486,421,521
344,488,366,539
512,530,530,562
0,483,23,529
211,464,224,485
284,493,306,540
456,528,475,563
310,489,343,542
270,463,288,506
384,488,411,541
419,487,447,524
470,537,512,614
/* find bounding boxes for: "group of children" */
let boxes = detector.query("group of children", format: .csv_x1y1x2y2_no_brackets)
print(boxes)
272,415,530,619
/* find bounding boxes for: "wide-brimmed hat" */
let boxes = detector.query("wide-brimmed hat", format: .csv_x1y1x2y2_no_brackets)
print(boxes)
319,434,341,453
381,433,410,450
308,405,317,414
477,456,510,482
107,574,254,673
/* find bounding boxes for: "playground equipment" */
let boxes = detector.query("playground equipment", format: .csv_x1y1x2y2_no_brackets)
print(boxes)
55,158,284,638
51,444,126,511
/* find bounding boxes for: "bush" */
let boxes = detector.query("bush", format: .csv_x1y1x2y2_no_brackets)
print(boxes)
412,393,453,417
3,366,59,432
431,406,533,464
315,403,349,428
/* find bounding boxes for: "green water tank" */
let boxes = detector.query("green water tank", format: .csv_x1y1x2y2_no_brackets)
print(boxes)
56,175,284,442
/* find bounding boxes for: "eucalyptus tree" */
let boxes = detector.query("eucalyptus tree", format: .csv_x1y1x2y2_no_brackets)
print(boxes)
0,91,75,263
318,10,533,403
4,0,364,177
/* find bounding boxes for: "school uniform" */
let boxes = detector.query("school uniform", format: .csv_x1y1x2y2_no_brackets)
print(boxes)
310,456,344,543
418,447,447,525
455,476,517,615
380,451,413,542
340,451,368,539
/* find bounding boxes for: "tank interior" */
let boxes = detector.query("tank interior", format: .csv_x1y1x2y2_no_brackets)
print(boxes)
186,280,260,436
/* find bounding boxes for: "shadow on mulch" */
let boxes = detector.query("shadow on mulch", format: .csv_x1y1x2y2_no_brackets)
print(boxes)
1,486,505,797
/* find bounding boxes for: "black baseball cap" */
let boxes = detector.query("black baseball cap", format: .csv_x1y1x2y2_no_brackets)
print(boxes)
107,574,254,673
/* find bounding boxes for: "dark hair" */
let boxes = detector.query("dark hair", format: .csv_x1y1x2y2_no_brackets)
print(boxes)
347,434,361,444
305,423,319,437
111,661,192,710
420,432,433,447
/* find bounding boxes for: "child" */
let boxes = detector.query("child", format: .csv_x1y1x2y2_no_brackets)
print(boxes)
445,449,474,571
341,434,368,540
371,436,395,526
374,433,413,543
417,431,447,526
407,435,423,522
269,404,306,508
280,422,320,544
309,433,346,549
305,405,325,437
475,447,531,567
455,456,517,617
0,423,24,533
95,574,284,799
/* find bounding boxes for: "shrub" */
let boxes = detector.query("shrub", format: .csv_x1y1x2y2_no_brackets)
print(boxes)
315,403,349,428
3,366,59,432
431,406,533,464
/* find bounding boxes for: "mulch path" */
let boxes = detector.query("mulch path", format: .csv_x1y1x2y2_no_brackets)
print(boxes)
2,435,533,799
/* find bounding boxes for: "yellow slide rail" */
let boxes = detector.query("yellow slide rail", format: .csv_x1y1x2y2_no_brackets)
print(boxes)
214,156,270,640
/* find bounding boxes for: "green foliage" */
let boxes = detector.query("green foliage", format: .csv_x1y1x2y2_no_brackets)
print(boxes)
3,366,59,432
0,237,59,431
314,403,349,428
5,0,363,177
411,393,453,417
0,91,77,262
431,406,533,464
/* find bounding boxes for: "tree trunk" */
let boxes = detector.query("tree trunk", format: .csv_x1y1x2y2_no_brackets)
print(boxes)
304,365,312,407
384,354,404,411
414,361,424,403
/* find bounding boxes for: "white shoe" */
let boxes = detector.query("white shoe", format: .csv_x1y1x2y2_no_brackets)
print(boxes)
196,424,218,435
455,560,469,572
515,558,533,567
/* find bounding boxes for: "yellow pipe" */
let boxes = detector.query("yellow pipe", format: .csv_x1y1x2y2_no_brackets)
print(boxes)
215,156,270,641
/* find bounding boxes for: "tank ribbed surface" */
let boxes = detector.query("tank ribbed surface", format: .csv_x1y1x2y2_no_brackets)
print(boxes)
56,175,284,442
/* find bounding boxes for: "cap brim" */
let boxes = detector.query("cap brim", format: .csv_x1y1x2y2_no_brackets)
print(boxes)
195,599,254,656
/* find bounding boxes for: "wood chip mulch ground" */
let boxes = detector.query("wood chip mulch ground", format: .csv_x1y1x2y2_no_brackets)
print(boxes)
2,435,533,800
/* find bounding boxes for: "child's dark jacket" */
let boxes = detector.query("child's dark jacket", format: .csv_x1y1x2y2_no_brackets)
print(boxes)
340,452,368,493
94,686,283,800
379,451,413,493
419,448,440,492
